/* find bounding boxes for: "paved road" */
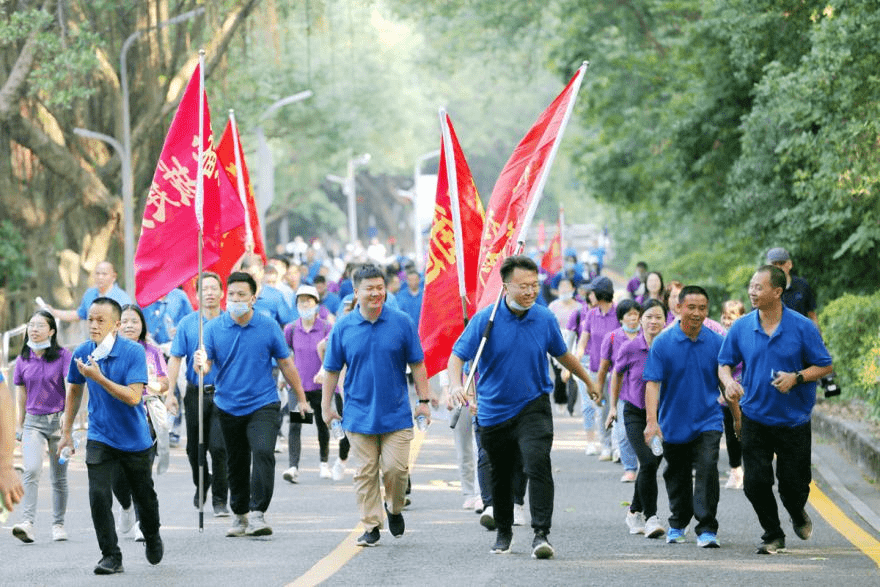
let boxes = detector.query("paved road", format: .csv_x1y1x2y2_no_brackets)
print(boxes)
4,411,879,586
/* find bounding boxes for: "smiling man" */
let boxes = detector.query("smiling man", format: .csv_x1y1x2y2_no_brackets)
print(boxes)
643,285,724,549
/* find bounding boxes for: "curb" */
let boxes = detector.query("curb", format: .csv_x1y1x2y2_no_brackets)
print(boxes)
813,409,880,485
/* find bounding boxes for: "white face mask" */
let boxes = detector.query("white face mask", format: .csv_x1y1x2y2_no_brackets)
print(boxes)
227,301,250,318
90,332,116,361
27,339,51,351
507,297,533,312
559,292,573,301
298,306,318,319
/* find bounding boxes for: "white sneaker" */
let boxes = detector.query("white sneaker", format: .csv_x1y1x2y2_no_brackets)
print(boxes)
611,449,621,463
118,505,136,534
479,506,496,530
331,458,346,481
462,495,479,510
246,511,272,536
51,524,67,542
584,443,600,456
133,521,144,542
644,515,666,539
12,520,35,543
282,466,299,483
598,449,613,462
473,496,484,513
319,462,332,479
725,466,743,489
513,504,526,526
274,438,283,453
626,511,646,535
226,514,248,537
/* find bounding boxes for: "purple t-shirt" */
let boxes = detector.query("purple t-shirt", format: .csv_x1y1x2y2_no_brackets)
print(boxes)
581,304,619,372
614,332,651,409
14,347,72,415
284,317,332,392
599,327,636,370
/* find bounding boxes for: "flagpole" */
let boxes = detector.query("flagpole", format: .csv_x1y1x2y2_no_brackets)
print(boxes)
438,109,469,324
229,110,254,254
559,203,565,259
462,61,588,403
195,49,206,533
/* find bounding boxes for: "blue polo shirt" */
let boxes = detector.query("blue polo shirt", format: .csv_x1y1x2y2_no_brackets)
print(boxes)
203,311,290,416
452,300,567,427
170,311,218,386
324,307,423,435
718,307,831,427
76,284,131,320
144,288,193,344
321,291,342,315
642,323,724,444
396,287,423,327
254,285,293,327
67,336,151,452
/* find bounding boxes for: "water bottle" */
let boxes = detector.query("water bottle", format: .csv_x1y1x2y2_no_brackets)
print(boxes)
650,435,663,457
448,404,463,429
416,415,428,431
59,431,85,464
331,419,346,440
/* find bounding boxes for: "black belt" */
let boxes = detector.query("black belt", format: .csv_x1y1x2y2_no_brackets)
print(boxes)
187,383,215,394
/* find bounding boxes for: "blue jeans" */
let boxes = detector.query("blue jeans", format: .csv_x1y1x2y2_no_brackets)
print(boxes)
20,412,68,525
615,399,638,471
577,357,599,431
218,402,280,515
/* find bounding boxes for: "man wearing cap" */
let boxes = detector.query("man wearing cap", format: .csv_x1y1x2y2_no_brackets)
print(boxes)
282,285,334,483
574,275,620,460
765,248,818,328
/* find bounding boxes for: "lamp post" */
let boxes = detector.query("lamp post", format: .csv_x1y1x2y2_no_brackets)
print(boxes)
254,90,313,249
327,153,370,245
117,6,205,298
412,149,440,271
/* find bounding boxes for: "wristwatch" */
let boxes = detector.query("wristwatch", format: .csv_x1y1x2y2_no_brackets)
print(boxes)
418,399,430,404
795,372,805,385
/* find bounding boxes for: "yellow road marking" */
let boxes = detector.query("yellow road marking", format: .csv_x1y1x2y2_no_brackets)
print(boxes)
287,429,427,587
809,481,880,567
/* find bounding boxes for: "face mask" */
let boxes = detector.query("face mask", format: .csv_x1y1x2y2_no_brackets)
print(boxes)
507,297,533,312
90,332,116,362
564,262,575,272
298,306,318,319
27,339,51,351
623,324,640,334
228,301,250,318
559,292,573,301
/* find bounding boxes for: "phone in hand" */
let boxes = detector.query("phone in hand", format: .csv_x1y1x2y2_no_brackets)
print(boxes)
290,411,314,425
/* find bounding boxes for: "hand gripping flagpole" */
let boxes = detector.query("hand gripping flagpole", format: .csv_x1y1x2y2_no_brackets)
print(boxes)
195,49,207,533
229,110,254,254
460,61,589,402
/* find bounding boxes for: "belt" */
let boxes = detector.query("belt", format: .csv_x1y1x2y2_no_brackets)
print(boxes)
187,383,215,393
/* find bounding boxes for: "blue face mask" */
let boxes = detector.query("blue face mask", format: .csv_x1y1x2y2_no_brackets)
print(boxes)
27,339,51,351
298,306,318,319
622,324,640,334
227,301,250,318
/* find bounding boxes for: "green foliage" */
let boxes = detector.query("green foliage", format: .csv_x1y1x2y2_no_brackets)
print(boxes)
819,292,880,415
0,220,32,289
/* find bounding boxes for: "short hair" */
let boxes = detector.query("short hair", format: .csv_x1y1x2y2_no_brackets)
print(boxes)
20,310,62,363
270,254,290,270
678,285,710,304
757,264,787,290
120,304,148,342
353,264,386,288
636,261,648,270
312,275,327,285
557,277,575,290
499,255,538,283
198,272,223,291
406,269,420,279
640,298,667,318
239,254,263,272
616,299,641,322
227,271,257,295
90,296,122,320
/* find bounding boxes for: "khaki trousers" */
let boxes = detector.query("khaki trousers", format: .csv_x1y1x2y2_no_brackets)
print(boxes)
348,428,413,530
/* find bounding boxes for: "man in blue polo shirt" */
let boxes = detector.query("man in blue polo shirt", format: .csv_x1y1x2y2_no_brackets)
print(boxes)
396,269,423,327
59,297,163,574
166,272,229,516
193,272,309,539
643,285,724,549
321,264,431,547
718,265,832,555
47,261,132,324
448,255,600,560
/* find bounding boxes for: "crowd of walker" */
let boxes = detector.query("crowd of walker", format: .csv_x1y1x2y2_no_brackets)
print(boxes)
0,240,833,574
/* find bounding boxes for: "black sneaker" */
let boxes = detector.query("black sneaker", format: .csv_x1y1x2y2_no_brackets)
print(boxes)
792,510,812,540
144,533,164,565
756,536,785,554
490,529,513,554
531,530,555,559
356,527,380,547
385,504,405,537
94,556,124,575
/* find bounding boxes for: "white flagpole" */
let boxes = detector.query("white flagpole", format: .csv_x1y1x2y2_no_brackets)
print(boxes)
438,108,469,323
228,110,254,253
195,49,206,532
559,203,565,259
515,61,588,248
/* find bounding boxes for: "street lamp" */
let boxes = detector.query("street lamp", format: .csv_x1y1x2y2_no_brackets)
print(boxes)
327,153,371,245
397,149,440,270
116,6,205,298
254,90,313,248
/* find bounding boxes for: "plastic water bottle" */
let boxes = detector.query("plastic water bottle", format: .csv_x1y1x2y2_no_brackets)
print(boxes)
448,404,463,429
331,419,345,440
650,435,663,457
59,431,84,465
416,415,428,431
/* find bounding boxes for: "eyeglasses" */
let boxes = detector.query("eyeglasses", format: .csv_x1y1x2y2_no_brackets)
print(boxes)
504,282,540,293
27,321,49,330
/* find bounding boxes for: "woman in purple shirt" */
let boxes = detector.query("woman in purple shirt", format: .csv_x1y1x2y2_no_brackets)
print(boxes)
12,310,72,543
608,299,667,539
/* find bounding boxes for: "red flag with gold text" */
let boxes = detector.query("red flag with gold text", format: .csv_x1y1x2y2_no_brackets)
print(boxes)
134,63,221,307
541,229,562,274
475,69,584,309
419,114,484,378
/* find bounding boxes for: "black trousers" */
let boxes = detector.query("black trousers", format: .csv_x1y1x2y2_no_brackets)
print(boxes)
623,402,662,519
740,414,812,542
474,416,526,508
722,405,742,468
289,390,329,467
218,402,280,515
663,430,721,536
480,394,554,533
185,385,229,507
87,440,160,561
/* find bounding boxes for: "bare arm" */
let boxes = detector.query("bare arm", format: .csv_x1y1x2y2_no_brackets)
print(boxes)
557,352,600,402
410,361,432,422
605,370,622,429
165,356,183,413
0,380,24,511
596,359,611,397
643,380,661,444
447,353,467,405
15,385,26,430
58,382,85,455
718,364,744,401
74,357,143,406
277,356,308,412
320,370,342,426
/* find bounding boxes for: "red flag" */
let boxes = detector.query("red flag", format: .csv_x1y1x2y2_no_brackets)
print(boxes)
475,66,586,309
541,231,562,274
537,220,546,251
134,63,221,307
419,114,484,378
